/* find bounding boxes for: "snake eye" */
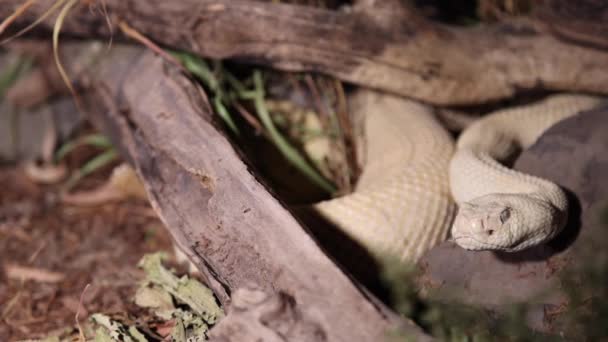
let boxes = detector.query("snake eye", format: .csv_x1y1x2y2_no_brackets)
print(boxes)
499,208,511,224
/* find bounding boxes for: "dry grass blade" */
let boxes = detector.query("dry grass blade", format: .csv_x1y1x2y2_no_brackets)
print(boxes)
27,241,48,263
53,0,79,101
0,0,36,35
0,0,67,45
118,21,186,72
75,283,91,342
234,102,264,135
97,0,113,51
1,291,22,319
334,79,359,182
304,74,329,123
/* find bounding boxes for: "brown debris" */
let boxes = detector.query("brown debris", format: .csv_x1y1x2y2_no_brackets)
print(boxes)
23,160,67,184
0,165,174,341
4,264,66,283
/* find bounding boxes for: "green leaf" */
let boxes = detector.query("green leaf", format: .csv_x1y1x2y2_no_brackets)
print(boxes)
172,52,219,92
55,133,113,162
213,95,240,135
64,149,118,190
251,70,336,194
172,52,240,136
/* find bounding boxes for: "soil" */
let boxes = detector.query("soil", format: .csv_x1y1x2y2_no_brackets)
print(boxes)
0,164,174,341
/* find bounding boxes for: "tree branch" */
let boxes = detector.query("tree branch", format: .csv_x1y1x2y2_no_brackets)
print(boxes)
1,0,606,105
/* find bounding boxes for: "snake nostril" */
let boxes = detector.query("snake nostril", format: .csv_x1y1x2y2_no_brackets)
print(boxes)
487,229,494,235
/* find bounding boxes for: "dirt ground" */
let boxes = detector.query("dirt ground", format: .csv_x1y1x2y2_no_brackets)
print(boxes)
0,165,175,341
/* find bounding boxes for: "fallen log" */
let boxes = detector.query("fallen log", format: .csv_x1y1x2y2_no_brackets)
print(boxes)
77,44,431,341
1,0,607,105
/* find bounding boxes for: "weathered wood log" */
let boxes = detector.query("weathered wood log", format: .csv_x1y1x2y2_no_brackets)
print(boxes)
1,0,607,105
76,44,431,341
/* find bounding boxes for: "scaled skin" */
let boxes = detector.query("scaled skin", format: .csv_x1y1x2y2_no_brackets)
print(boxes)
451,193,563,251
316,92,603,261
450,94,603,252
315,90,456,263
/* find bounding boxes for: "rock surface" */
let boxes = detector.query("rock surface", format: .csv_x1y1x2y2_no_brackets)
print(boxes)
417,103,608,333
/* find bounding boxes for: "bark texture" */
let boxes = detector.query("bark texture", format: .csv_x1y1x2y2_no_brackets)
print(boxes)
77,44,430,341
1,0,607,105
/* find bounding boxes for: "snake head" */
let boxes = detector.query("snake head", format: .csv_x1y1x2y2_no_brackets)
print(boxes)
451,193,564,252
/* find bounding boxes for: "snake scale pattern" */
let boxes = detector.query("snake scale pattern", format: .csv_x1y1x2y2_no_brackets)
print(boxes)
314,90,603,262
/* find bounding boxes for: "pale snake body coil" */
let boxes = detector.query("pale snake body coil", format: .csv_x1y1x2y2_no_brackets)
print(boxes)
314,91,602,262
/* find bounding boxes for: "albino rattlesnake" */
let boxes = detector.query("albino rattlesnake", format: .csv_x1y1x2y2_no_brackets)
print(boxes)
314,91,602,262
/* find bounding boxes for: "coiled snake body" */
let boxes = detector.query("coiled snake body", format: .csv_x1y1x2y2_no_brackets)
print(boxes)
315,91,602,262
